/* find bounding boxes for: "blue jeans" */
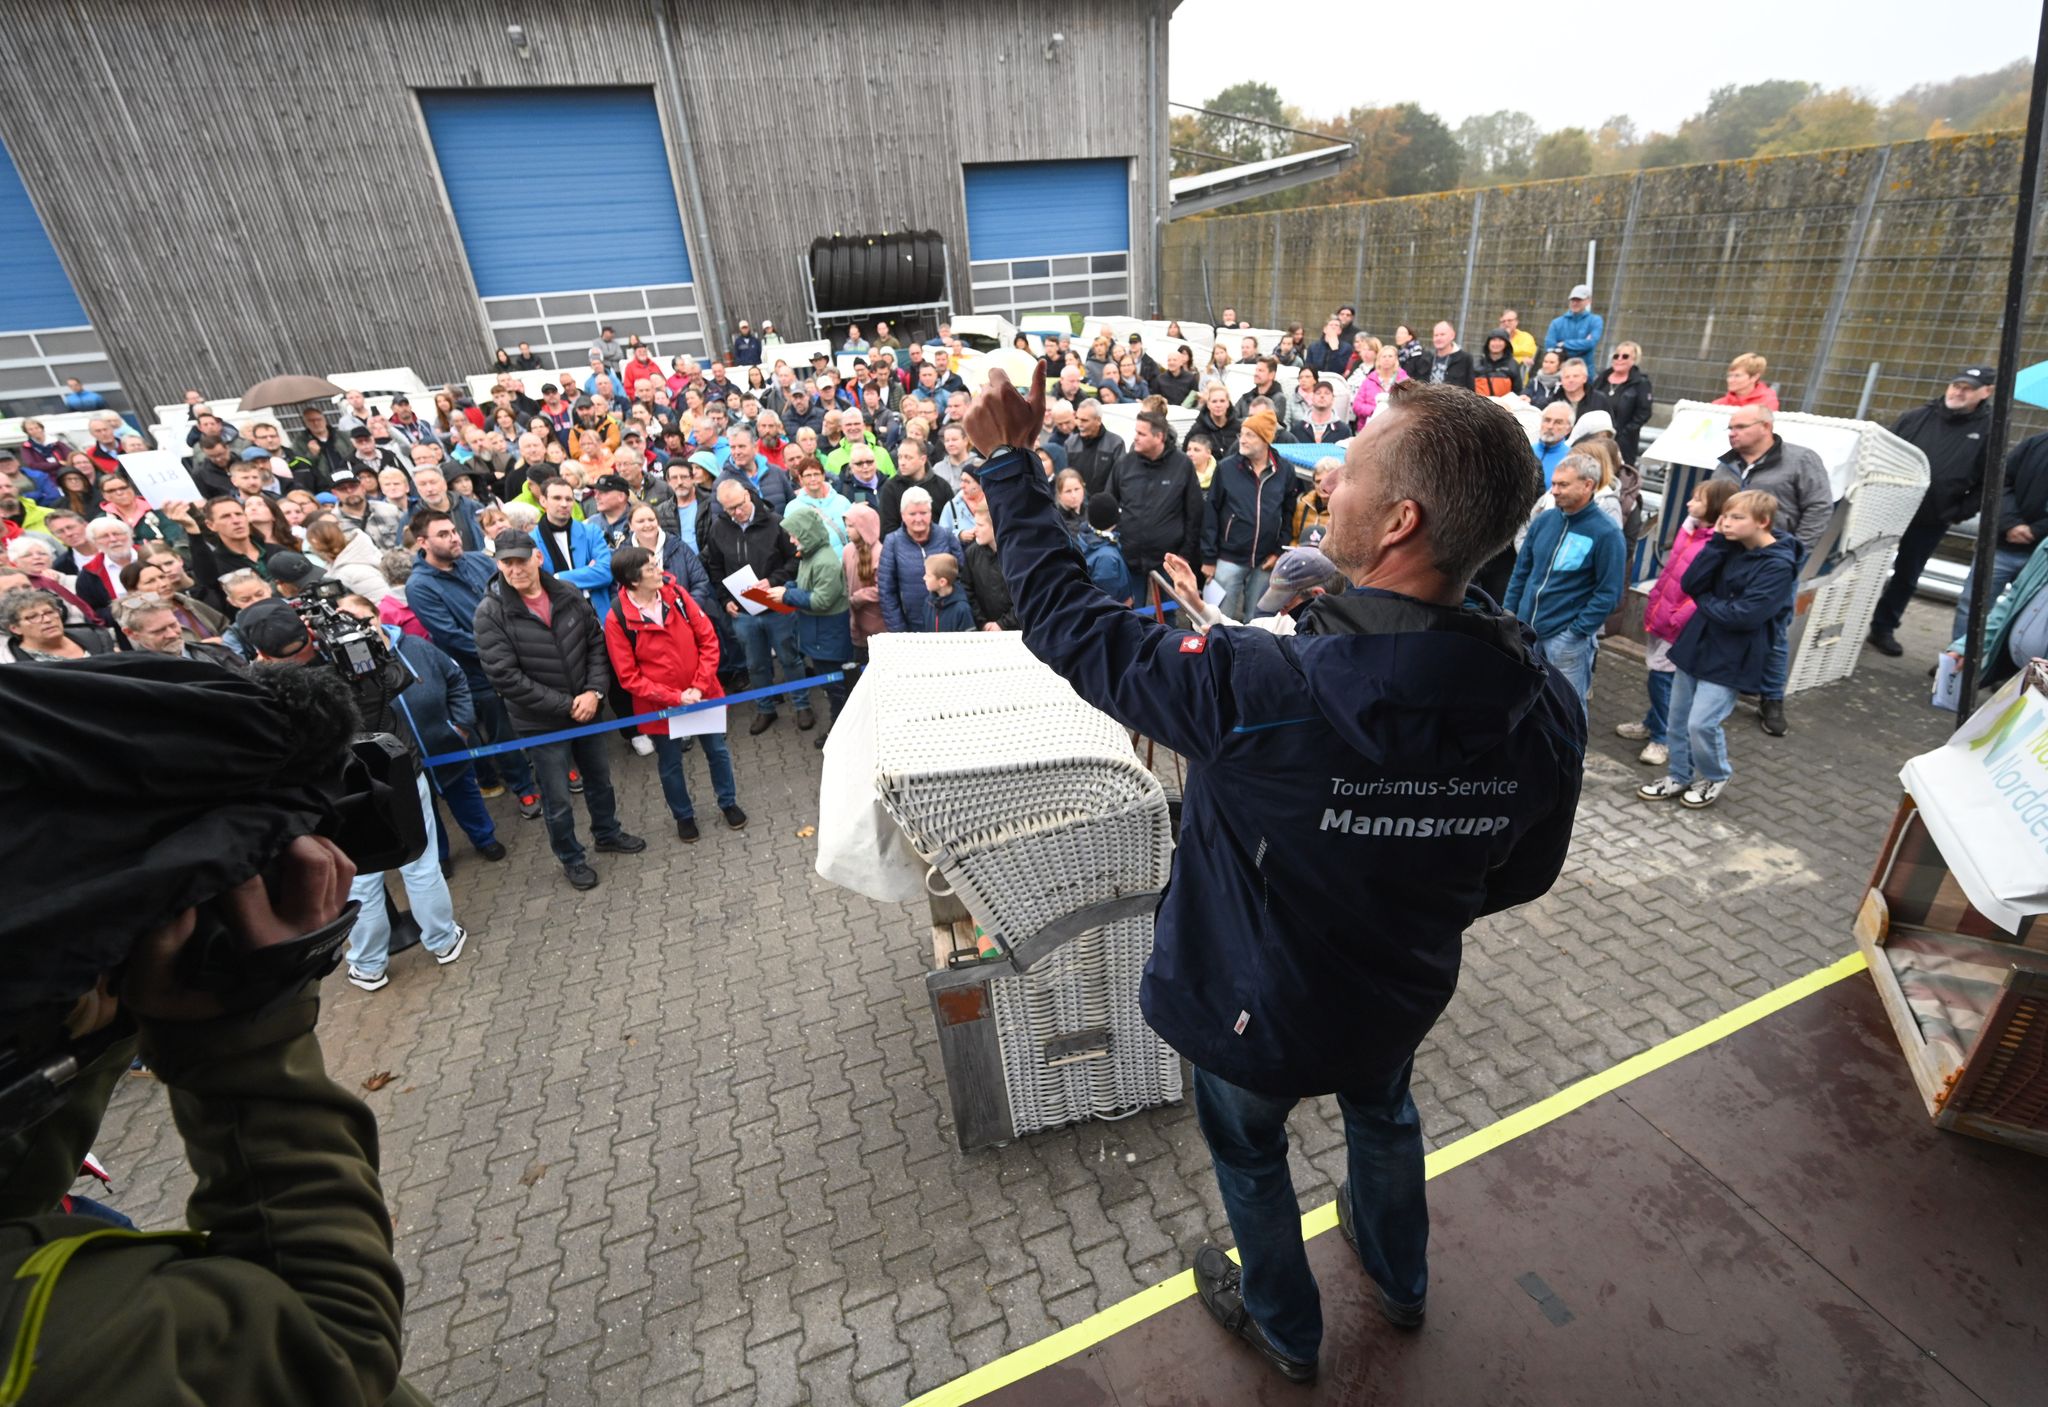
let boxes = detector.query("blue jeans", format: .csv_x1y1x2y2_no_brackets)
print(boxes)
433,762,498,851
1213,560,1272,623
1192,1062,1427,1363
1762,608,1791,701
347,773,460,978
1643,668,1673,743
1665,670,1739,784
530,733,622,867
470,687,535,795
731,609,801,715
1536,629,1597,711
652,732,737,819
1950,545,2034,643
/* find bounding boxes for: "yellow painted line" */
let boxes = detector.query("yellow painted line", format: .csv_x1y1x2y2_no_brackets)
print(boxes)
904,949,1869,1407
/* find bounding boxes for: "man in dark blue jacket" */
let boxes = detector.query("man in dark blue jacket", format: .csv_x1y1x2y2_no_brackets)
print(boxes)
970,371,1585,1384
407,513,540,815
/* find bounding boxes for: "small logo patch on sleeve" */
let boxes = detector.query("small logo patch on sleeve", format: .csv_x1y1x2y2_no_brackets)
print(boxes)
1233,1010,1250,1035
1179,635,1207,654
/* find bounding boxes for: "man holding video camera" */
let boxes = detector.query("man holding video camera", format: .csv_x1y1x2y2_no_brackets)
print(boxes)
239,597,469,991
968,369,1584,1386
0,654,429,1405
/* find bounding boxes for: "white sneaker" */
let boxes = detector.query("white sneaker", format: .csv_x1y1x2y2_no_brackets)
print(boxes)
1682,779,1727,809
433,926,469,966
1614,721,1651,741
630,735,654,757
1636,778,1688,801
1638,741,1669,767
346,966,389,992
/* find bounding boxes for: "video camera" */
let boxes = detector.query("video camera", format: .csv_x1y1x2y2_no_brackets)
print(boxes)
292,577,395,678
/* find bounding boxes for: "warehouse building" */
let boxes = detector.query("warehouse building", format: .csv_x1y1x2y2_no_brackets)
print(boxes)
0,0,1173,416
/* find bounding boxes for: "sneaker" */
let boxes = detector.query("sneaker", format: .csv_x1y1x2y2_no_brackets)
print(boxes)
568,768,583,793
1614,721,1651,741
1866,629,1904,657
722,804,748,830
795,705,817,731
478,782,506,800
476,840,508,862
347,966,389,992
1192,1246,1317,1383
1682,779,1727,809
518,792,542,819
595,832,647,854
748,713,778,736
564,862,600,891
1637,741,1669,767
1637,777,1689,801
1335,1181,1426,1329
433,926,469,966
630,735,654,756
1758,699,1788,736
676,817,700,843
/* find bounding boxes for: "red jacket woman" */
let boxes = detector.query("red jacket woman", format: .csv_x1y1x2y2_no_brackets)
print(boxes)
603,571,724,733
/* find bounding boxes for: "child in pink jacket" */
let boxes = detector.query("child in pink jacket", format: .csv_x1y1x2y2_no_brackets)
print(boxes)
1616,478,1736,766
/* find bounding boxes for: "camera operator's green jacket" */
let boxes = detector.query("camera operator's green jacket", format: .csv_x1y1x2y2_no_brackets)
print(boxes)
0,986,430,1406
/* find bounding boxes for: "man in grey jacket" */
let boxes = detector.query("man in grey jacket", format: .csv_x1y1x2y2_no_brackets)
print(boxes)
1711,406,1833,736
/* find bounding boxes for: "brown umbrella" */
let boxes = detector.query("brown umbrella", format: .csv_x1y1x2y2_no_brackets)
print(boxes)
239,374,346,409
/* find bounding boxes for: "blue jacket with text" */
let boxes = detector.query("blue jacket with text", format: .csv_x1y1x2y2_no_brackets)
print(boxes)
979,447,1586,1097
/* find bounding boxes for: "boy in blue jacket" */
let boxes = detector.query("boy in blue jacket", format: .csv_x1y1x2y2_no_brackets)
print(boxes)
921,553,977,632
1638,490,1803,809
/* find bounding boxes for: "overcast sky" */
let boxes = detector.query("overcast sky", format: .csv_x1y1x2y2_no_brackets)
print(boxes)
1169,1,2041,134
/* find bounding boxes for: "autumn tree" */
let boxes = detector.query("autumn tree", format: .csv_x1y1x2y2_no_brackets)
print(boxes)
1755,88,1881,155
1531,128,1596,179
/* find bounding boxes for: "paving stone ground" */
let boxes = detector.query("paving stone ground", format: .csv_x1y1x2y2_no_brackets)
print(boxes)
87,598,1962,1406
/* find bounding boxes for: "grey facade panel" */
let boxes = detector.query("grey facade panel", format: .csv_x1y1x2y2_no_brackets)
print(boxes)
0,0,1168,414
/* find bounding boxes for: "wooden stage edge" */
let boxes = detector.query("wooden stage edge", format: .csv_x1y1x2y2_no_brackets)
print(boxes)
907,952,2048,1407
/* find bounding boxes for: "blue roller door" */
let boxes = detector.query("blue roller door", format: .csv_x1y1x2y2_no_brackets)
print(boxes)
0,138,88,332
964,160,1129,260
419,89,691,295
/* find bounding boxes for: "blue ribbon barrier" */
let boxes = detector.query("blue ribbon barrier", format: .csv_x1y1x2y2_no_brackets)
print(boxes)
420,671,844,769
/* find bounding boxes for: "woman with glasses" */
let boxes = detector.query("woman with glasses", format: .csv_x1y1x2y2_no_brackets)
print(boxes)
0,587,114,662
97,473,191,554
1592,341,1654,462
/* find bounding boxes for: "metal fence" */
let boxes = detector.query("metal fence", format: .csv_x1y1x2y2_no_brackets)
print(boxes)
1163,133,2048,437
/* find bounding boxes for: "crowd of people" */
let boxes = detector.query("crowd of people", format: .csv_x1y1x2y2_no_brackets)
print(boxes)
0,288,2031,966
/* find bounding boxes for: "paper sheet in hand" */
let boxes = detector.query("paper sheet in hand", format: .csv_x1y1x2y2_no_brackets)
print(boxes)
668,703,728,739
722,565,767,614
1202,580,1227,608
118,451,202,508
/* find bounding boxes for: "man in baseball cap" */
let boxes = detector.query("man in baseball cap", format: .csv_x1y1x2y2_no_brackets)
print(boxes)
1252,545,1348,629
234,597,315,660
1868,365,1998,656
266,551,328,599
1546,284,1604,367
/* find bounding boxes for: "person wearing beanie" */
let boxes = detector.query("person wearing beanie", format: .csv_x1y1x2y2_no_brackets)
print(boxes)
1200,408,1297,620
1081,492,1135,605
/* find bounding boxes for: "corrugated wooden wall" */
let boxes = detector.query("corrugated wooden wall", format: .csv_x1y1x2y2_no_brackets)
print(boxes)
0,0,1167,412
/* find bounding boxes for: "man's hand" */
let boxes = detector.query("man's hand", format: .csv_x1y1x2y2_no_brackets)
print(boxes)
1201,563,1216,580
570,690,602,722
982,621,1002,632
680,687,703,705
725,602,740,616
122,835,357,1022
965,365,1047,458
2008,523,2037,546
1163,553,1200,599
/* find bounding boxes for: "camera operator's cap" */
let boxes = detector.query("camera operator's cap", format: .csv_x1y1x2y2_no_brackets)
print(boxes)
239,445,272,461
1257,546,1346,613
236,598,313,658
1569,283,1592,301
593,473,631,495
267,550,326,586
493,529,537,560
1955,365,1996,387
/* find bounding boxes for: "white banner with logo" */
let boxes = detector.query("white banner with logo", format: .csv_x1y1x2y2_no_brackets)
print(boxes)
1899,666,2048,932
